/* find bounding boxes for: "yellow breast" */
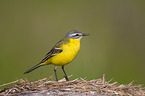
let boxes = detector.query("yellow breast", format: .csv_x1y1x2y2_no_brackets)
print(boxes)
50,38,81,66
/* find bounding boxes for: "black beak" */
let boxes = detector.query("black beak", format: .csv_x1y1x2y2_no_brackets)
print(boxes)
82,33,89,36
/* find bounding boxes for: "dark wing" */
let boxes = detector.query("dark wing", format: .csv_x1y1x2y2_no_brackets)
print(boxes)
39,40,64,64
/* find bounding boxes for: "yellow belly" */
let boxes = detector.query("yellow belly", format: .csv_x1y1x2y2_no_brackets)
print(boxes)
49,38,80,66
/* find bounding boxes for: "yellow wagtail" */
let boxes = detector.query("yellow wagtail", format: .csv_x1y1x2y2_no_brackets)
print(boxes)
24,30,89,81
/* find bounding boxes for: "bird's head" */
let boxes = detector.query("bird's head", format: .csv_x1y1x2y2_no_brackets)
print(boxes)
65,30,89,39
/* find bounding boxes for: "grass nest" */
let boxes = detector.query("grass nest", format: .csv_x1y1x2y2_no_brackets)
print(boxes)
0,74,145,95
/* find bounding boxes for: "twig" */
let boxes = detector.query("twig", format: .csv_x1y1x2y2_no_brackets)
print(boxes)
102,74,105,84
0,80,19,87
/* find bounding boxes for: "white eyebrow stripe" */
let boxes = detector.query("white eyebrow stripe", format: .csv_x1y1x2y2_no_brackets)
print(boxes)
69,33,77,37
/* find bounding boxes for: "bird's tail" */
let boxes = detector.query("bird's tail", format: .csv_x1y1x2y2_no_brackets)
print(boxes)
24,64,41,74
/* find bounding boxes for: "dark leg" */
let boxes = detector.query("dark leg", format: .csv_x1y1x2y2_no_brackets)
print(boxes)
62,66,69,81
54,66,58,81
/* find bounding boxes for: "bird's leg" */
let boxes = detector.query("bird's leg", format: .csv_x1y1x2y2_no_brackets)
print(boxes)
62,66,69,81
54,66,58,81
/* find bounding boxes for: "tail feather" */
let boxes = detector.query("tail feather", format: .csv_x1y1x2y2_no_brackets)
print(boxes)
24,64,41,74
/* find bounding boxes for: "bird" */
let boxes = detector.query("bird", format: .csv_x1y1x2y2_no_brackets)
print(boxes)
24,30,89,81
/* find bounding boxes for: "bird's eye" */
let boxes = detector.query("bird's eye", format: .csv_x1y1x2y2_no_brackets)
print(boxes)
76,34,79,36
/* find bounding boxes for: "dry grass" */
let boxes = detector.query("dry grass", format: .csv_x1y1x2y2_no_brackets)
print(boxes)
0,74,145,95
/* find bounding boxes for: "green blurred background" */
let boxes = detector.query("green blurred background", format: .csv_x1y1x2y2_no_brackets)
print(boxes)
0,0,145,85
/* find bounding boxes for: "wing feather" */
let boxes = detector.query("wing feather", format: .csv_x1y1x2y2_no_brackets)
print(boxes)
39,39,65,64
